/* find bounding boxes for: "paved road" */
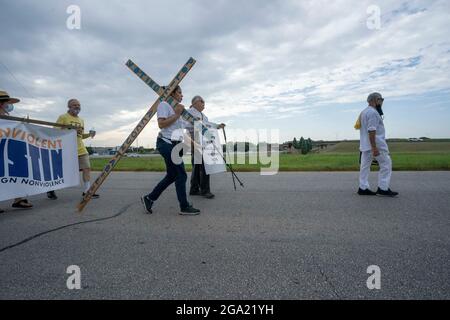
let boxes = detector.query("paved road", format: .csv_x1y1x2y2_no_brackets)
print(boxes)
0,172,449,299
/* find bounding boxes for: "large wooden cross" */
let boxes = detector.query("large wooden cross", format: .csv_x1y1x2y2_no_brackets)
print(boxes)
125,60,214,139
77,57,196,212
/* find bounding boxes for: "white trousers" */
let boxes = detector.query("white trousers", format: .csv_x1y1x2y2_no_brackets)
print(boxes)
359,150,392,191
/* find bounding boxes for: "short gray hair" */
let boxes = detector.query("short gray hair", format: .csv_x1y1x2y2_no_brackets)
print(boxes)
67,98,79,107
367,92,383,103
191,95,203,104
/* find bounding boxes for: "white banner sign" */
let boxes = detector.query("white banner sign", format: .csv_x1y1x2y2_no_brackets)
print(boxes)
202,126,226,175
0,119,79,201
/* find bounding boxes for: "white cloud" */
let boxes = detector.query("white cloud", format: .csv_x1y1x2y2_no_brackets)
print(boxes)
1,0,449,145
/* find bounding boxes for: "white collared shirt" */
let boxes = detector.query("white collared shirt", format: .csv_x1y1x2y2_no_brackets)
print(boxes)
359,106,389,152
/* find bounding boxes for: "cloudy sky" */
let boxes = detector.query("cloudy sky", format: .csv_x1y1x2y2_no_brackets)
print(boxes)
1,0,449,147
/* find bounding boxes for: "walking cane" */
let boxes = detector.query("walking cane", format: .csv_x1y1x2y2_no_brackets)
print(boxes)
220,127,244,190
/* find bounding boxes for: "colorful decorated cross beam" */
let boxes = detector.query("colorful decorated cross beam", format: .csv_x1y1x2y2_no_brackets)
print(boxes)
77,57,196,212
125,60,214,139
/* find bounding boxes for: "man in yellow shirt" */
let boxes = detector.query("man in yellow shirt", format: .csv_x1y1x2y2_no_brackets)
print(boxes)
46,99,99,199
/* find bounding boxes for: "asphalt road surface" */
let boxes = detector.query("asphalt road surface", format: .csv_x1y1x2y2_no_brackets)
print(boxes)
0,172,449,299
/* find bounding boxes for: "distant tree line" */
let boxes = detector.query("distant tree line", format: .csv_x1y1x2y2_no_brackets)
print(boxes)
292,137,313,154
222,142,257,153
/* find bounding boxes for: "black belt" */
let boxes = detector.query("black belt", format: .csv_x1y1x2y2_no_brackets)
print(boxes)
158,135,181,144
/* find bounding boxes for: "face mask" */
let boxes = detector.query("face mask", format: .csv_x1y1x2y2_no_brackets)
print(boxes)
3,104,14,113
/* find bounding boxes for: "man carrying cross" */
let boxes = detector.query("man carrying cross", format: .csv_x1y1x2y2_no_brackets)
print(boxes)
141,86,200,215
185,95,225,199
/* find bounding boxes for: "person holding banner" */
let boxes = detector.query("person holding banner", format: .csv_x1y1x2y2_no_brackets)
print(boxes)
184,95,225,199
141,86,200,215
0,90,33,211
46,99,99,200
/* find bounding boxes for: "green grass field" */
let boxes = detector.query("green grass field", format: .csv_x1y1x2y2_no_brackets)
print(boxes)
90,141,450,172
325,141,450,153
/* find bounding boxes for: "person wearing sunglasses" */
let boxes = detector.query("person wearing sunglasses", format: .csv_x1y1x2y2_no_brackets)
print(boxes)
358,92,398,197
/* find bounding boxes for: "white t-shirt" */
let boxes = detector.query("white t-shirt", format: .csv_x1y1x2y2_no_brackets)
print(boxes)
157,101,184,142
359,106,389,152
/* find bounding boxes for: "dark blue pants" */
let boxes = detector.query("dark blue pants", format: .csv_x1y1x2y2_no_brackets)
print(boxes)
148,138,189,209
